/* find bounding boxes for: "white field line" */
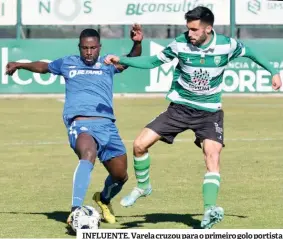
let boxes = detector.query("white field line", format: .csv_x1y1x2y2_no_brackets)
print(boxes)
1,137,283,147
57,99,283,107
56,99,283,107
0,93,283,99
0,93,274,107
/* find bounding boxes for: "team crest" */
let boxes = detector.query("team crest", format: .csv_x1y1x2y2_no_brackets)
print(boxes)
200,58,205,64
214,56,221,65
93,62,102,69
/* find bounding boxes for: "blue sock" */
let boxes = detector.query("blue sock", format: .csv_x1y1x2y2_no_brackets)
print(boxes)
72,159,94,207
100,175,125,204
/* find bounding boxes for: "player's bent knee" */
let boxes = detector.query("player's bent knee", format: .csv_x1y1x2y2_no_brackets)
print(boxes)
112,172,128,184
79,148,96,163
121,173,128,183
133,139,147,156
133,129,160,157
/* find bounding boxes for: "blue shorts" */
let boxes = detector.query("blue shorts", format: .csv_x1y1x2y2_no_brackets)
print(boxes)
67,118,126,162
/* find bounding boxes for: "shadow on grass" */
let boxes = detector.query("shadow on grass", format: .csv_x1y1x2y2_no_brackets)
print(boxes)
116,213,247,229
0,211,75,236
117,213,203,229
0,211,247,231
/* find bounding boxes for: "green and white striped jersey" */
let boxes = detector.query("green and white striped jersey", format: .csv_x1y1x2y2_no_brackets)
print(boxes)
158,30,246,112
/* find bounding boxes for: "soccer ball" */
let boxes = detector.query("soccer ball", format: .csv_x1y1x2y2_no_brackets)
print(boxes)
71,206,101,232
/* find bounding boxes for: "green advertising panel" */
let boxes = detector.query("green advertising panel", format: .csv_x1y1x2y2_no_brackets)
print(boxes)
0,39,149,93
0,39,282,94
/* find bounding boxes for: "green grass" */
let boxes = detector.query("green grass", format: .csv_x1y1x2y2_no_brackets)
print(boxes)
0,97,282,237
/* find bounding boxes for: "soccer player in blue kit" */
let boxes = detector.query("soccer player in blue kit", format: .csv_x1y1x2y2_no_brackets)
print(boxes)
5,25,143,226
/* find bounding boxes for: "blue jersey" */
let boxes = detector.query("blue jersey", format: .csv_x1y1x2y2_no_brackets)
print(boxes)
48,55,120,127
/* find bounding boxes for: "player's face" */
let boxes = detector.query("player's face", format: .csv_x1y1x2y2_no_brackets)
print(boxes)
186,20,212,47
79,37,101,66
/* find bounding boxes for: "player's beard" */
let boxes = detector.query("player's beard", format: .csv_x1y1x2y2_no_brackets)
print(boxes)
82,56,98,66
193,33,207,47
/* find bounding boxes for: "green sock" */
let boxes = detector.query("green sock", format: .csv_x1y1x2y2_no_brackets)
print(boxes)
202,172,221,210
134,153,151,190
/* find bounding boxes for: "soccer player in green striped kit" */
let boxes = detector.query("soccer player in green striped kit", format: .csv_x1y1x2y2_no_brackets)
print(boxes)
105,7,282,228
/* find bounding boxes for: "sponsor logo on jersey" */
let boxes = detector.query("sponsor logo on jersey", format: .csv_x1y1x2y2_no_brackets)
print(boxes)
69,70,103,78
188,69,211,91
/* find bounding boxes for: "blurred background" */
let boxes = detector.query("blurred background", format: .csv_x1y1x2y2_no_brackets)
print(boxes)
1,0,283,39
0,0,282,94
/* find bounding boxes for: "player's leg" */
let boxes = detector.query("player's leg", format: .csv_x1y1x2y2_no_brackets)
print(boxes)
194,110,224,229
102,154,128,204
93,154,128,224
201,139,224,229
120,128,160,207
121,103,188,207
91,120,127,223
72,133,97,209
67,128,97,226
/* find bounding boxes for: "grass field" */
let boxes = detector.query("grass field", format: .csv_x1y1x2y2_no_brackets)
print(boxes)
0,97,282,237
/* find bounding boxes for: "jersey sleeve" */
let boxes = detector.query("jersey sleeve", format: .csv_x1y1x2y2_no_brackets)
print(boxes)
48,57,64,75
157,40,178,63
228,38,278,76
111,64,121,74
228,38,246,61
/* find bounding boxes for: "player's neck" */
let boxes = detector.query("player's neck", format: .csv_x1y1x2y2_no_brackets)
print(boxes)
199,33,213,49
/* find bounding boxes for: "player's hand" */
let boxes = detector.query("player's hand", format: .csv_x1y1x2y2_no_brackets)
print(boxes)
130,24,143,43
6,62,20,76
104,55,120,65
272,74,282,90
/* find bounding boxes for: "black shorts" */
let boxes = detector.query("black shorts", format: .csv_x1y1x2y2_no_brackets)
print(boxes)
146,102,224,148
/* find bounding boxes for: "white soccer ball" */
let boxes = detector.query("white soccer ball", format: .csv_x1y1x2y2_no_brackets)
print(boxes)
71,206,101,232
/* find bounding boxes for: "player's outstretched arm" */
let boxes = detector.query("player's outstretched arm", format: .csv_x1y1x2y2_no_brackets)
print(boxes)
106,35,177,70
6,61,49,76
105,55,163,69
244,47,282,90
